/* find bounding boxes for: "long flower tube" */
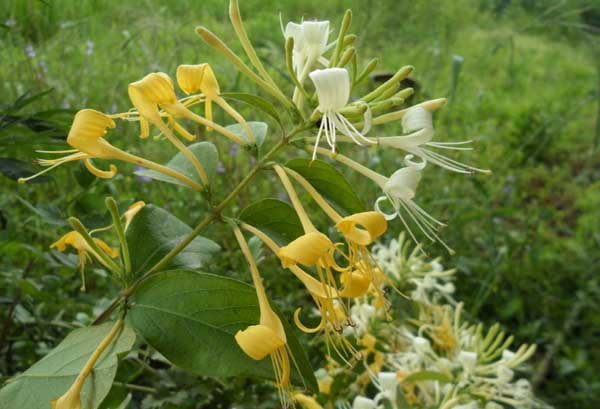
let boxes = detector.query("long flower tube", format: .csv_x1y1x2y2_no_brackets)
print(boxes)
176,63,256,143
18,109,203,191
50,320,124,409
195,26,295,111
312,147,452,253
231,226,291,406
240,222,359,364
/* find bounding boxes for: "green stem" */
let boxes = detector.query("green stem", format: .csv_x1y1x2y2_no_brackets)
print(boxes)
105,197,131,277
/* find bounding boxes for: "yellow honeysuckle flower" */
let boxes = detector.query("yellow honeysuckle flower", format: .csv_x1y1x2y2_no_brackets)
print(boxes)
240,222,358,364
19,110,203,191
232,226,291,405
128,72,245,146
122,201,145,231
176,63,255,143
283,166,389,302
51,320,123,409
293,393,323,409
51,230,119,291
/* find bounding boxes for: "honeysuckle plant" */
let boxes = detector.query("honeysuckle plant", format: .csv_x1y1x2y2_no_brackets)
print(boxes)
1,2,528,409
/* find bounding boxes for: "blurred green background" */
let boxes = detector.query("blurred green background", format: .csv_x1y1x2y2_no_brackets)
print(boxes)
1,0,599,408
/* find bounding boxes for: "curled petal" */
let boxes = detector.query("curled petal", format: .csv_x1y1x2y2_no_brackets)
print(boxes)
234,324,286,360
294,307,324,333
336,211,387,246
374,196,398,221
84,159,117,179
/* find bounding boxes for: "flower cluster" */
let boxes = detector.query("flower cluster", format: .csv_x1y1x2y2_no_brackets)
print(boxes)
25,2,521,408
293,234,545,409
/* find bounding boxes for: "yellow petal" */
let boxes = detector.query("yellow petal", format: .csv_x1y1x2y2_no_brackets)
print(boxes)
50,231,83,252
293,394,323,409
123,201,145,230
336,211,387,246
235,324,286,360
176,64,207,94
278,232,334,267
129,72,177,105
93,238,119,258
66,109,117,159
84,159,117,179
200,64,220,98
339,271,371,298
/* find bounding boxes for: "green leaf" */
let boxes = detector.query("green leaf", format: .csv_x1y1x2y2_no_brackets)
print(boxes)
285,158,365,215
0,322,135,409
238,198,304,245
15,195,66,226
226,121,268,147
134,141,218,189
128,270,318,392
0,157,51,183
220,92,282,128
126,204,220,276
400,370,453,384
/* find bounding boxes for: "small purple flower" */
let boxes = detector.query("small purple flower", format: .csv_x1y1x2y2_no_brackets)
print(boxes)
135,165,152,182
4,19,16,27
228,143,239,158
216,162,226,174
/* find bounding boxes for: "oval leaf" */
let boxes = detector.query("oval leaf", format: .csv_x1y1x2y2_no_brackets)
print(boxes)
0,322,135,409
285,158,365,215
238,198,304,245
226,121,268,148
126,204,220,275
127,270,318,392
220,92,282,127
134,141,218,189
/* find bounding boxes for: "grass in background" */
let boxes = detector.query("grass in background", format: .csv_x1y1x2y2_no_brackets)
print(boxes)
1,0,599,407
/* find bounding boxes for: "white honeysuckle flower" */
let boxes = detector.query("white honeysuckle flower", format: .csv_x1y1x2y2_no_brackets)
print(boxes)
283,20,332,78
352,396,378,409
373,106,489,174
310,68,374,159
373,156,451,252
374,372,398,405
